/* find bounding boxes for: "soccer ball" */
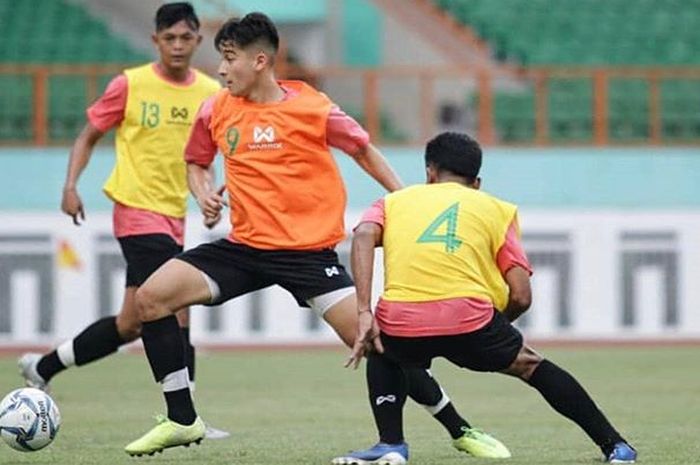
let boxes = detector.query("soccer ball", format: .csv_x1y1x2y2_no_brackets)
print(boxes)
0,388,61,452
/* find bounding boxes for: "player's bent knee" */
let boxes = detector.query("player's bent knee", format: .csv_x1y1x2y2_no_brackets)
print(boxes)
174,308,190,328
116,318,142,342
323,311,355,348
506,345,543,380
315,288,357,347
135,285,169,322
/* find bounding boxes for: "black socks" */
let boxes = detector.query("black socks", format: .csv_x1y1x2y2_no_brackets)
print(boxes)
404,367,470,438
74,316,125,365
180,327,195,383
142,316,196,425
36,351,65,382
37,316,125,382
366,353,407,444
527,359,624,454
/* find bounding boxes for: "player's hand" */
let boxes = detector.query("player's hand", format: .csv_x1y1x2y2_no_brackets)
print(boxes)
203,212,222,229
199,185,227,226
345,311,383,370
61,188,85,226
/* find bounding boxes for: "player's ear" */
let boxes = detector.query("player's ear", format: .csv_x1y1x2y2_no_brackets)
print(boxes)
151,33,159,47
425,165,436,184
254,50,269,70
473,177,481,190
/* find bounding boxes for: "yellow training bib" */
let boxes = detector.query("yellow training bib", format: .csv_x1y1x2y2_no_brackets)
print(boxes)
103,64,220,218
382,183,517,310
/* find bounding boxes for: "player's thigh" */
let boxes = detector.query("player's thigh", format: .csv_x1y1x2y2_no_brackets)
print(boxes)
138,258,212,321
322,292,358,348
379,333,434,369
118,233,183,288
268,248,355,331
444,311,524,372
175,240,274,305
115,287,142,341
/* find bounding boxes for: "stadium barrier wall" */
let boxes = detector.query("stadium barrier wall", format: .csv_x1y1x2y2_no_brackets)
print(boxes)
1,209,700,346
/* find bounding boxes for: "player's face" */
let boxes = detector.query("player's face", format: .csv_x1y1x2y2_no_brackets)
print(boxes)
218,43,266,97
152,20,201,72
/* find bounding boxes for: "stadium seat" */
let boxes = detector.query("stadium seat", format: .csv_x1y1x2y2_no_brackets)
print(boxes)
434,0,700,142
433,0,700,65
661,80,700,140
0,76,33,141
609,80,649,140
0,0,148,142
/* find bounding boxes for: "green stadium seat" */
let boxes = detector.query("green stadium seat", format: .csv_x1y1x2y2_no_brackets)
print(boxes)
433,0,700,142
49,76,88,141
609,80,650,140
343,107,408,144
0,0,149,142
661,80,700,140
0,0,148,61
547,79,593,141
433,0,700,65
0,76,33,140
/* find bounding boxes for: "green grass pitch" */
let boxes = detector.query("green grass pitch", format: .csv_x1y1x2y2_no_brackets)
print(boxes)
0,346,698,464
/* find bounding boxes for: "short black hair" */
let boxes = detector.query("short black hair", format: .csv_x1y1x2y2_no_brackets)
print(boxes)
214,12,279,53
425,132,482,181
155,2,200,32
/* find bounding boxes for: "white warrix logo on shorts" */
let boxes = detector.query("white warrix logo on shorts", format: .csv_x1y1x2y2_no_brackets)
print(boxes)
376,395,397,406
325,266,340,277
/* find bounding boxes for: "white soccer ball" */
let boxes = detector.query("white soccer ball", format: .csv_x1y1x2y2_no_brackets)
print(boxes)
0,388,61,452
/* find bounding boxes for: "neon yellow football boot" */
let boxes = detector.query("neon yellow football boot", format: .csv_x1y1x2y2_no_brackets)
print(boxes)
125,415,205,457
452,426,511,458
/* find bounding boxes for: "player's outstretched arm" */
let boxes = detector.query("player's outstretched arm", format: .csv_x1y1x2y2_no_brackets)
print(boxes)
502,266,532,322
61,123,104,225
186,162,225,228
350,143,404,192
346,222,385,369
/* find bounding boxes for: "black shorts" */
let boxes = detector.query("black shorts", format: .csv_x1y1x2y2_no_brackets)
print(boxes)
380,310,523,372
176,239,354,307
118,234,183,287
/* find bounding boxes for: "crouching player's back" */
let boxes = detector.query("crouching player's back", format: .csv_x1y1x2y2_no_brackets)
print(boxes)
339,132,637,465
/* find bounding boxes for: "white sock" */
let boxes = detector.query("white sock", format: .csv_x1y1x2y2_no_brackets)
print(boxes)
56,340,76,368
162,368,190,392
423,386,450,416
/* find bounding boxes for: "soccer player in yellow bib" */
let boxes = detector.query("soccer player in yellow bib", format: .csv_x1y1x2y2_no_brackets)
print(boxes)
336,132,637,464
17,2,228,440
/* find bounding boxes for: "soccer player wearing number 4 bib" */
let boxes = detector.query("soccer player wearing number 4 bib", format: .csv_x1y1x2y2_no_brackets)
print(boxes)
337,132,637,465
124,12,508,459
17,2,228,441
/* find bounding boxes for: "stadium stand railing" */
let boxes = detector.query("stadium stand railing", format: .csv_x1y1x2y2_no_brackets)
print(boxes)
1,64,698,146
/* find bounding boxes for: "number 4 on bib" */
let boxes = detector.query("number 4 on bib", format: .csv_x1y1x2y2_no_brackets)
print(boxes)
417,202,462,253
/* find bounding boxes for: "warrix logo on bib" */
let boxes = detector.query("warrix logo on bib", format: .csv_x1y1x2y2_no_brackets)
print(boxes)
249,125,282,150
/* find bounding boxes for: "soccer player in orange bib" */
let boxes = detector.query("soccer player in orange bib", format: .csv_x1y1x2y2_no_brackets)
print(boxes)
17,2,228,440
336,132,637,464
125,12,508,458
